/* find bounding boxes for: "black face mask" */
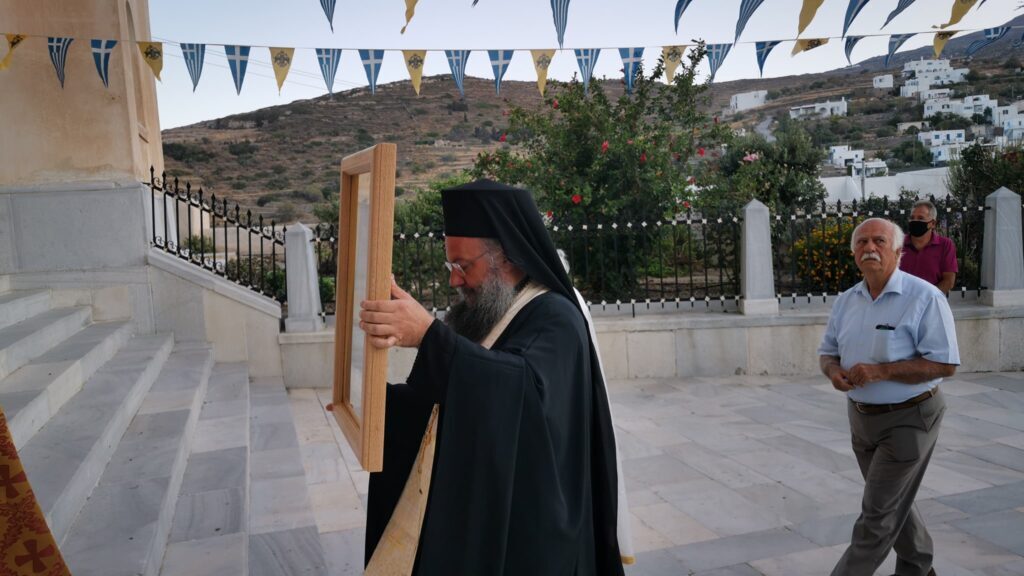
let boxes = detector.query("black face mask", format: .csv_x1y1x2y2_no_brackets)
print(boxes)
908,220,932,237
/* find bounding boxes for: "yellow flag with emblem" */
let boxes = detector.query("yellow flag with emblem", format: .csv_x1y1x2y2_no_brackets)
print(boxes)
797,0,826,36
935,0,978,30
933,31,957,58
268,47,294,94
662,45,687,84
0,34,26,70
403,50,427,95
137,41,163,80
792,37,829,56
531,49,555,97
401,0,419,34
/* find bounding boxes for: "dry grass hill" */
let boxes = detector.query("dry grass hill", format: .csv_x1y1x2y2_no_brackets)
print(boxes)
161,18,1024,222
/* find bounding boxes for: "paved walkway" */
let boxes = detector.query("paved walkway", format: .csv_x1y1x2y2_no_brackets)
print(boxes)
288,371,1024,576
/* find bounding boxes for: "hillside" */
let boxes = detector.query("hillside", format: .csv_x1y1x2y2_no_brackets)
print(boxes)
161,20,1024,222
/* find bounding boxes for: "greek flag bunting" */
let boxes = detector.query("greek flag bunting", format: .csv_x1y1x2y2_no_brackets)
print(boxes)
573,48,600,94
754,41,780,77
966,26,1010,57
705,43,731,81
0,34,26,71
137,42,163,80
404,50,427,95
844,36,864,64
531,49,555,96
619,47,644,94
316,48,343,94
445,50,471,97
792,38,829,56
934,31,957,58
550,0,570,48
224,45,250,95
90,40,117,88
180,43,205,92
320,0,336,32
882,0,916,28
797,0,825,36
662,45,686,84
936,0,978,30
401,0,419,34
488,50,514,95
359,49,385,95
885,33,915,67
842,0,872,38
735,0,766,42
674,0,697,33
269,47,294,94
48,37,74,88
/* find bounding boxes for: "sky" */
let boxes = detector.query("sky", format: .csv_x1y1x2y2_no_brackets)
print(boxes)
151,0,1023,129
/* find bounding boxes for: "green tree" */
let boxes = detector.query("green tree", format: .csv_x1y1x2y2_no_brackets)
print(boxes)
947,143,1024,203
471,42,730,221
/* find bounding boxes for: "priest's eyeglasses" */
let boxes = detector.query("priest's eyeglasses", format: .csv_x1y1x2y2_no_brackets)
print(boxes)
443,251,492,277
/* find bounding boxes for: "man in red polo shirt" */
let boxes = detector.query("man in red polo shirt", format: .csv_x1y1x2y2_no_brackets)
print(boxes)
900,199,958,295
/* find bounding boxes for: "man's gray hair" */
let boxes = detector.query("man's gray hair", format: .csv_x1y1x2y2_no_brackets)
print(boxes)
850,217,905,253
912,199,938,221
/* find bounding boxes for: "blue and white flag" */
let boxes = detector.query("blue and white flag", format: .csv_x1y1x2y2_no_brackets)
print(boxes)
320,0,336,32
90,39,117,88
551,0,570,48
966,26,1010,57
224,45,250,95
674,0,698,33
488,50,514,95
885,34,915,67
316,48,342,93
619,47,644,93
180,43,205,92
48,37,74,88
359,49,385,94
445,50,471,97
574,48,600,94
844,36,864,64
843,0,872,38
754,41,780,77
735,0,766,42
706,43,732,81
882,0,916,28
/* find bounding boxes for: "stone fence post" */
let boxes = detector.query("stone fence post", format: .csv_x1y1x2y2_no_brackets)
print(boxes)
284,223,325,332
740,199,779,315
981,187,1024,307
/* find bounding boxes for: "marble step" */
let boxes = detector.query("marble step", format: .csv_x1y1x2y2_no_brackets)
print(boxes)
17,333,174,544
0,306,91,381
61,344,215,576
159,363,251,576
0,320,133,449
0,275,9,294
0,289,50,332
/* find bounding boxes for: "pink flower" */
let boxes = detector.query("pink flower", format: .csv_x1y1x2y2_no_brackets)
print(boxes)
502,110,509,116
571,194,582,205
552,99,559,109
683,201,691,209
627,139,634,145
687,176,696,184
601,141,609,154
742,152,760,163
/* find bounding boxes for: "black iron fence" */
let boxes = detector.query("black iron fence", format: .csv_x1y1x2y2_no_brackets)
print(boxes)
149,168,287,303
771,196,988,302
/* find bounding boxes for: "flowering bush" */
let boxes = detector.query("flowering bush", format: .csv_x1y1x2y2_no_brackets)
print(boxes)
792,219,860,293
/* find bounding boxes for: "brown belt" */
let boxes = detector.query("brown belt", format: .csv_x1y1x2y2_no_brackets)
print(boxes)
851,387,938,415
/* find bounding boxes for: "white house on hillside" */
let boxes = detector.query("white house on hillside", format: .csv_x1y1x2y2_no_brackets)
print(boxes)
852,159,889,177
918,129,967,146
828,145,864,168
919,88,952,103
874,75,894,90
790,98,848,119
730,90,768,113
900,58,968,97
924,94,997,119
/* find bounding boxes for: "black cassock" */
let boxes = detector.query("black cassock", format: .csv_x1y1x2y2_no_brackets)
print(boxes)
365,291,624,576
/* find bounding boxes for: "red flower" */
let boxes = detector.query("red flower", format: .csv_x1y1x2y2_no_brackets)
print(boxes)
571,194,582,205
683,201,691,209
640,152,647,164
673,153,681,161
601,141,609,154
546,210,553,218
499,133,507,142
687,176,696,184
697,147,706,157
552,99,559,109
713,116,719,124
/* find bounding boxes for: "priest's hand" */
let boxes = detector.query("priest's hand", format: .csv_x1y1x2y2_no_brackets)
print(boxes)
359,277,435,349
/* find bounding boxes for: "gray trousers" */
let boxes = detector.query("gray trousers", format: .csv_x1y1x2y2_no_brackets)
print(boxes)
831,391,946,576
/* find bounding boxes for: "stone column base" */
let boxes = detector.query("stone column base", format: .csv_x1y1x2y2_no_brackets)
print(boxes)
740,298,779,315
981,289,1024,307
285,316,325,333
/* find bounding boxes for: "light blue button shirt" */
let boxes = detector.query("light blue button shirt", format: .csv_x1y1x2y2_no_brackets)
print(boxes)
818,269,960,404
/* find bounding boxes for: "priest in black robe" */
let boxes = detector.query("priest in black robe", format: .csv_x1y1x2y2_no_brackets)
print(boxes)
358,179,630,575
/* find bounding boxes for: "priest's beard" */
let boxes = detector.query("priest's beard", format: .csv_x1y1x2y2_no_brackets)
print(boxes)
445,271,517,343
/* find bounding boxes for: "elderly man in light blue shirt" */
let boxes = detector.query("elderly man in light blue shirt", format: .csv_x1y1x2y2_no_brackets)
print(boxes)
819,217,959,576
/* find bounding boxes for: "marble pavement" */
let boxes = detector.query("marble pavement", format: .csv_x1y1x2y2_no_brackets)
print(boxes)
284,371,1024,576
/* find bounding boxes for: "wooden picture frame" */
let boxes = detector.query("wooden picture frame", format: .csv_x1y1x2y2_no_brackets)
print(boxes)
332,143,397,472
